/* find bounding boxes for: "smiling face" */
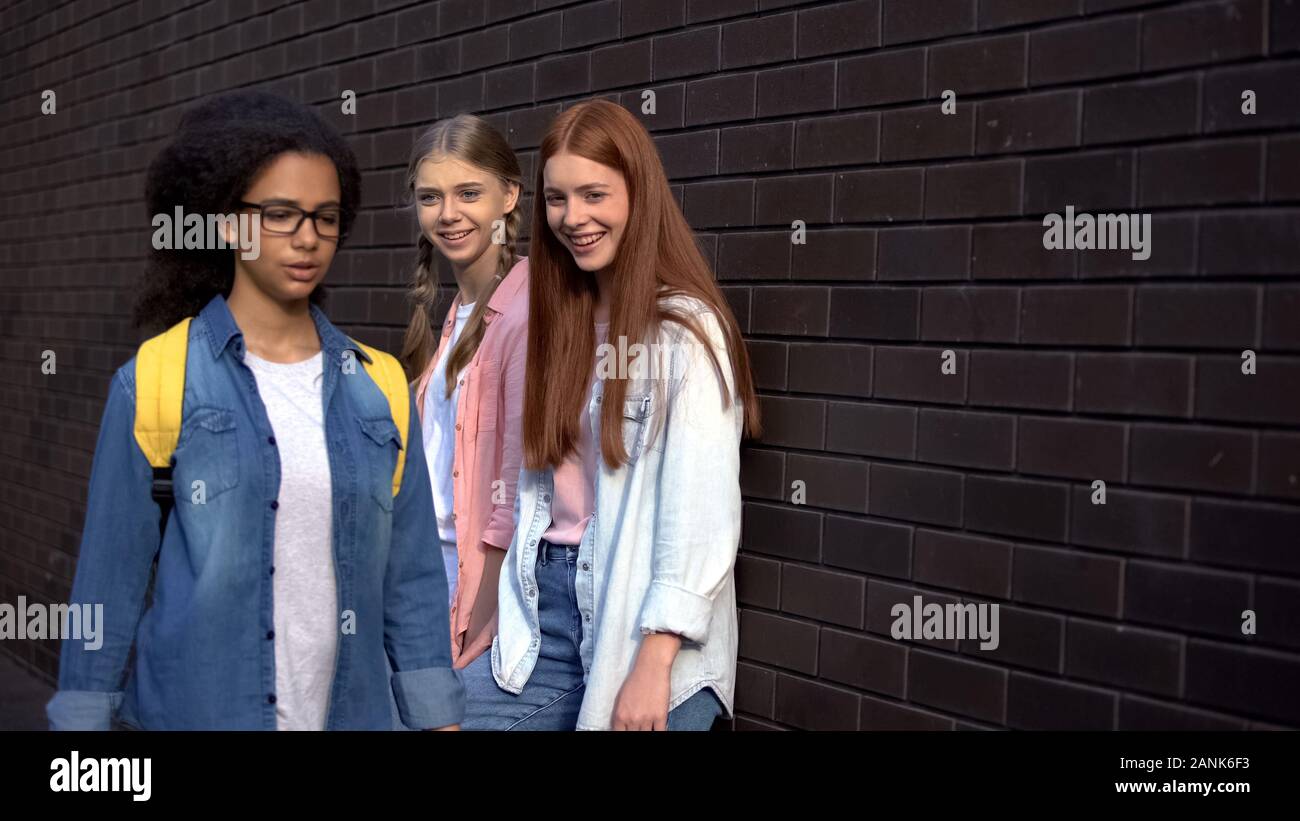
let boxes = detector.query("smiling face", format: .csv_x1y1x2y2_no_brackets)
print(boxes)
415,156,519,267
542,151,629,274
231,151,341,304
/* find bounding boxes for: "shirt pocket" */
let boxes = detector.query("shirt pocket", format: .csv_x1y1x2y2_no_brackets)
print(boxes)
474,358,501,435
358,415,402,511
621,392,654,465
173,406,241,503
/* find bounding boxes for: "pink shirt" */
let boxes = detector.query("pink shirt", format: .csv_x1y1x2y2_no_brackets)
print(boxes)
542,321,608,545
413,256,529,668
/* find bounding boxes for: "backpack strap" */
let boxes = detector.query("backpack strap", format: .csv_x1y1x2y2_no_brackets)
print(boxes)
133,317,192,536
353,341,410,497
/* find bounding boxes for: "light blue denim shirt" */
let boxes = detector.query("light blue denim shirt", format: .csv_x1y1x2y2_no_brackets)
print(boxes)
491,297,745,730
47,294,464,730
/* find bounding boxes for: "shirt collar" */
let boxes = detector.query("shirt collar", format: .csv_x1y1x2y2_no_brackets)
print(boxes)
199,293,371,365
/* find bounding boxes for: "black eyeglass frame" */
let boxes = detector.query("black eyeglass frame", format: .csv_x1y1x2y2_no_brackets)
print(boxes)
236,200,346,240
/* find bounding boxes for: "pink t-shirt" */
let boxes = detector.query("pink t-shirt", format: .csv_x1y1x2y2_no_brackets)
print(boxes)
542,321,609,546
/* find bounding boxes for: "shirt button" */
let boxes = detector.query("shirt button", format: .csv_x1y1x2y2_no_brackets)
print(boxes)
581,562,589,571
455,423,461,431
268,436,276,446
267,694,277,705
270,500,279,510
458,560,463,568
266,630,275,640
453,470,459,477
584,613,591,622
527,588,535,597
542,494,550,502
268,566,275,576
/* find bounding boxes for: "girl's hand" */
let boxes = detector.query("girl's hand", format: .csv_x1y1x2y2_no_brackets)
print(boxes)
428,723,461,731
611,633,681,731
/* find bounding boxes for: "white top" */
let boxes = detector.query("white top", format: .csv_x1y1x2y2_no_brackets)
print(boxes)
244,348,337,732
422,300,476,548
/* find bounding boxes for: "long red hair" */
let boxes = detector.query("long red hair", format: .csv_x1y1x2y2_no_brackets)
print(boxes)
524,99,760,471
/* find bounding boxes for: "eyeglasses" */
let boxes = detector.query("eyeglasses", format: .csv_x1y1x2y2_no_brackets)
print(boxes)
237,201,344,239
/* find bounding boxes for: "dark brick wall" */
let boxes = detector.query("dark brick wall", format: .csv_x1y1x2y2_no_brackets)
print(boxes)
2,0,1298,730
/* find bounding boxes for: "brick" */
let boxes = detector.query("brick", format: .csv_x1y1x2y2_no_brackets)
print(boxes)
743,499,823,564
1199,211,1300,276
1074,353,1192,417
928,33,1026,96
798,0,880,57
969,350,1072,411
1070,486,1187,558
1007,673,1116,729
908,650,1006,723
1119,696,1246,730
860,695,955,730
535,52,589,100
838,48,926,107
1186,641,1300,724
924,159,1023,219
757,396,825,450
1141,0,1266,72
717,231,791,280
792,229,877,280
1263,286,1300,350
1268,136,1300,200
1258,432,1300,500
795,112,879,169
1194,355,1300,426
736,554,781,608
1138,139,1264,208
1256,578,1300,650
972,222,1077,280
734,662,775,718
1083,76,1199,145
740,445,786,498
683,179,754,228
1066,619,1182,697
959,604,1063,673
739,610,818,673
592,40,652,89
509,12,561,60
1030,16,1139,85
820,628,905,695
656,130,719,179
883,0,976,44
622,0,684,37
782,563,865,627
920,286,1019,342
1129,423,1254,494
878,227,972,281
882,105,975,162
653,26,720,80
757,61,836,117
966,475,1069,542
774,674,860,729
786,453,869,514
1203,62,1300,133
1017,416,1126,481
977,91,1080,155
1188,498,1300,574
788,343,872,396
1024,149,1133,214
1276,0,1300,52
621,82,687,129
1124,561,1251,639
834,168,923,223
913,528,1013,598
917,408,1015,471
1014,544,1122,618
823,514,913,578
752,286,828,335
827,401,917,460
721,122,795,173
684,73,755,127
868,463,964,527
979,0,1081,29
1021,286,1131,346
829,287,920,340
1135,285,1258,349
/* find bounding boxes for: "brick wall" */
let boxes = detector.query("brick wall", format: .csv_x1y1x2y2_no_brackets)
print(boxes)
1,0,1297,729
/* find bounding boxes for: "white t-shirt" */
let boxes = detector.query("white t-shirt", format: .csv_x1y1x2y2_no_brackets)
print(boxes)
244,348,337,732
422,300,476,603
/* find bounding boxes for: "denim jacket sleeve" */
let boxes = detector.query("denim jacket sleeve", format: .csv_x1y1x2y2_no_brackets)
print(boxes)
637,309,744,645
384,386,467,729
47,363,162,730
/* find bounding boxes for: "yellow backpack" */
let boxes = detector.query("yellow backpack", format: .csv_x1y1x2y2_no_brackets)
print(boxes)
132,317,409,532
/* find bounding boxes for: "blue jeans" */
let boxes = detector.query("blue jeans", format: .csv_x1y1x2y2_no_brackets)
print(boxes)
462,541,724,731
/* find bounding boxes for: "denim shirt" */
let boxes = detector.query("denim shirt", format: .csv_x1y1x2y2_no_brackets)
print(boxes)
491,297,745,730
47,294,465,730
